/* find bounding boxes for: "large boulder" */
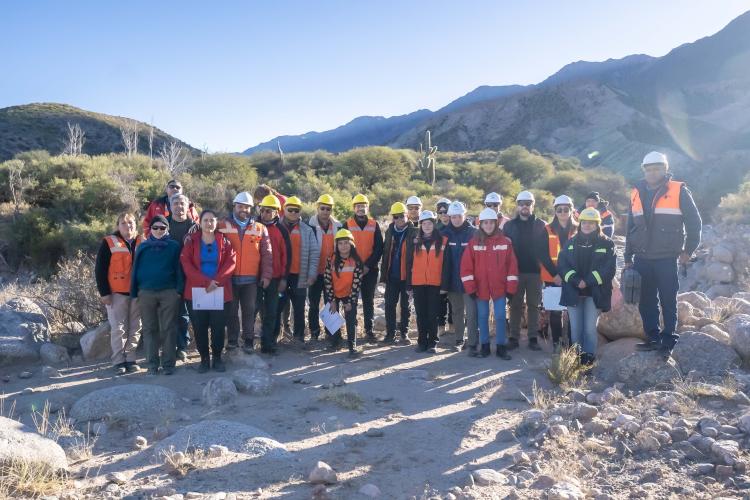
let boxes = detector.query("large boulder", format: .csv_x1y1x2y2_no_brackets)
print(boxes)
39,343,71,366
0,416,67,471
153,419,289,459
712,244,735,264
678,291,712,310
725,314,750,362
700,324,732,345
202,377,238,406
79,322,111,361
0,303,51,366
70,384,179,422
707,284,738,300
232,369,272,395
597,301,645,341
671,332,741,376
595,338,680,387
705,262,735,284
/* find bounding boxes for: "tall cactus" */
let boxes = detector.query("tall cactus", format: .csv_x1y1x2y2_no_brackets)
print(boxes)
418,130,438,185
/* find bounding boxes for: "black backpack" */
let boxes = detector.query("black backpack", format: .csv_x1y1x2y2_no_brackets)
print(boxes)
621,268,642,305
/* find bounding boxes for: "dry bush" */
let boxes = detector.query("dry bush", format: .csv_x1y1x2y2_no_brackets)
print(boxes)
317,388,364,410
521,379,566,410
546,346,589,388
0,459,67,498
673,376,740,400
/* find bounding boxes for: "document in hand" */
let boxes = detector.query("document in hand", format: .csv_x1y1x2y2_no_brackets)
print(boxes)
542,286,566,311
320,302,345,334
192,287,224,310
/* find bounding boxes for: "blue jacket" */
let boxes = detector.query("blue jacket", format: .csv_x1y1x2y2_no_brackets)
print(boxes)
130,236,184,298
441,221,477,293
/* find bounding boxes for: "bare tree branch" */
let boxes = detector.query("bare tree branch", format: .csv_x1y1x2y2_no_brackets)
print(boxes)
120,120,138,156
63,122,85,156
159,141,188,175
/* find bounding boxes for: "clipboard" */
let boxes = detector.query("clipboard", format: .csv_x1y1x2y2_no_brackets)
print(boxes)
192,287,224,310
320,302,346,334
542,286,566,311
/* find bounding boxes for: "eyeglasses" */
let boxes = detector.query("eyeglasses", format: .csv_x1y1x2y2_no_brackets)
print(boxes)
286,208,300,214
167,184,182,190
485,203,500,208
393,214,405,220
151,226,167,231
517,201,533,207
318,206,332,212
437,211,447,215
555,207,571,214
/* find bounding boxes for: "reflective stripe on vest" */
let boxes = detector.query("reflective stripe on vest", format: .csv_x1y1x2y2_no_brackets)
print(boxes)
219,220,263,277
332,257,356,299
631,181,683,218
106,235,138,294
289,226,302,274
411,236,447,287
347,218,377,263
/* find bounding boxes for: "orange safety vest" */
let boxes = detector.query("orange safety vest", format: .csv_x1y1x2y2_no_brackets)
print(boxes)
411,236,447,287
219,220,265,277
540,225,560,283
347,217,377,263
630,181,683,218
289,225,302,274
317,223,336,275
106,235,140,294
332,257,356,299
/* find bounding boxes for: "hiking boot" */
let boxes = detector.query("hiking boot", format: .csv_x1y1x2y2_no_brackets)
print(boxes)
365,333,378,345
528,338,542,351
381,334,396,345
658,344,673,360
163,367,175,376
348,349,361,359
212,357,226,372
496,345,512,360
176,349,188,362
636,340,660,351
125,362,141,373
197,357,210,373
467,345,479,357
243,344,255,355
507,338,520,351
226,342,239,351
147,367,159,376
415,345,428,353
479,343,491,358
114,363,127,375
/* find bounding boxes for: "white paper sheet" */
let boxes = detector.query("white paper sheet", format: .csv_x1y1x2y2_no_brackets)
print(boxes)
192,287,224,310
542,286,566,311
320,302,346,334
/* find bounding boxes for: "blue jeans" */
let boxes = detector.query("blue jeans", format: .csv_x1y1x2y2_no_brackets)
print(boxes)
176,299,190,352
633,256,679,349
477,297,507,346
567,296,599,355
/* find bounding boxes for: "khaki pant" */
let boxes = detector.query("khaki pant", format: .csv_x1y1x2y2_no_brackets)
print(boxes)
139,289,180,370
509,273,543,340
106,293,141,365
459,293,480,348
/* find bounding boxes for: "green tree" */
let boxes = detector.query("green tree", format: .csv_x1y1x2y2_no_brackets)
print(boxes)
336,147,410,190
498,145,554,187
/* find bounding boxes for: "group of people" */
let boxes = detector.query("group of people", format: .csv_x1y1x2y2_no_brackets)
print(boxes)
94,151,701,375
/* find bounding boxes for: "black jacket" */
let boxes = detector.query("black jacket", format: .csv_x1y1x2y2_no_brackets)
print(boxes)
503,214,556,276
381,221,416,283
557,234,616,312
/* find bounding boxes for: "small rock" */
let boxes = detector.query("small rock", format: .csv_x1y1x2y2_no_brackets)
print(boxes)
673,441,705,460
471,468,506,486
702,427,719,438
547,481,584,500
208,444,228,458
358,483,381,498
693,463,715,475
105,483,121,494
21,387,34,395
670,427,690,442
18,371,32,379
512,451,530,465
638,434,661,452
365,428,384,438
712,439,741,465
134,435,148,450
42,366,61,378
202,377,238,406
106,472,128,485
309,461,337,484
583,419,609,435
549,424,570,439
716,464,734,479
572,403,598,421
531,474,556,489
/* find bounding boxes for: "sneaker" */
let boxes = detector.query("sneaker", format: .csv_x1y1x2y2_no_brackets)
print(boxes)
528,338,542,351
380,334,396,344
162,367,175,376
507,338,520,351
114,363,127,375
197,359,210,373
176,350,188,362
226,342,239,351
636,340,660,351
415,345,428,353
212,358,226,372
455,337,465,347
125,363,141,373
479,343,491,358
496,345,512,360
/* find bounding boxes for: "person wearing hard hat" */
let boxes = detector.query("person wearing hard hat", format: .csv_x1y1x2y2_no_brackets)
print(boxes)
460,207,519,359
277,196,319,346
541,195,578,353
346,194,384,343
406,195,423,224
484,192,511,229
440,201,478,350
253,184,287,213
435,198,452,230
557,208,616,366
625,151,702,359
323,229,364,357
435,197,453,335
307,194,342,341
405,211,452,354
578,192,615,238
255,194,292,355
220,192,273,354
142,179,199,237
380,202,417,345
503,190,554,351
166,193,197,362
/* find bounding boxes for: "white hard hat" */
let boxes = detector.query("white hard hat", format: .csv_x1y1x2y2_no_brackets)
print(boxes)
553,195,573,206
516,190,535,202
484,192,502,204
447,201,466,216
406,195,423,206
436,197,451,207
642,151,668,166
233,191,254,206
478,207,499,222
419,210,437,222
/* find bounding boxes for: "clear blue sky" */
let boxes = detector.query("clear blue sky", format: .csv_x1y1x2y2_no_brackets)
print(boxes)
1,1,748,152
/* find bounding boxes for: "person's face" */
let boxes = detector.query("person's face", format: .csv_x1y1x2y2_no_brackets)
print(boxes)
354,203,368,217
580,221,597,234
555,205,572,224
393,213,407,229
118,217,137,239
480,219,497,234
233,202,252,221
421,220,434,235
201,213,218,232
485,202,500,214
450,214,465,227
643,163,668,185
407,204,421,221
150,222,168,239
284,205,301,223
585,199,597,209
171,198,187,219
166,182,182,198
337,239,352,255
317,204,332,222
517,200,534,217
437,208,449,224
260,207,277,222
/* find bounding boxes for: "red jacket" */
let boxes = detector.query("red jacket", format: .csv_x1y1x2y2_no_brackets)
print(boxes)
143,195,199,236
180,231,236,303
460,232,519,300
263,219,290,280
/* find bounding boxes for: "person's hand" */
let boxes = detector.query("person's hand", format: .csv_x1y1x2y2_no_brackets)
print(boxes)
553,275,562,286
278,279,287,293
344,303,352,312
206,280,219,293
578,280,587,290
679,252,690,265
100,295,113,306
330,301,339,313
363,265,370,275
261,278,271,289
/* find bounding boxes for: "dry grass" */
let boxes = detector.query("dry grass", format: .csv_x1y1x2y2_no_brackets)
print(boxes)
0,459,67,498
31,402,97,463
673,375,740,400
546,346,589,388
710,301,743,323
158,444,208,477
520,379,566,410
0,395,17,420
317,388,364,410
538,432,607,486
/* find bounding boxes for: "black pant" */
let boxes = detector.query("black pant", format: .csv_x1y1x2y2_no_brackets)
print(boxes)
329,299,358,351
360,268,378,334
274,274,307,340
307,275,324,338
413,285,441,348
227,281,258,345
549,310,573,345
187,303,226,359
384,279,410,338
438,293,452,327
256,278,280,349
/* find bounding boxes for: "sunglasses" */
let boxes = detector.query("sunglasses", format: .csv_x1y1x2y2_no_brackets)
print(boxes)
167,184,182,190
517,201,533,207
286,208,300,214
393,214,405,220
318,206,332,212
151,226,168,231
437,211,447,215
555,207,571,213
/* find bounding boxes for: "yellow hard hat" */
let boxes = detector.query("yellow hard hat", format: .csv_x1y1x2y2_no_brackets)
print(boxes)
351,193,370,207
259,194,281,210
578,207,601,223
390,202,407,216
317,194,335,206
285,196,302,208
335,229,355,243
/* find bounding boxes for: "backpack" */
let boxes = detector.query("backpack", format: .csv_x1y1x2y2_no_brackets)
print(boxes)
621,268,642,305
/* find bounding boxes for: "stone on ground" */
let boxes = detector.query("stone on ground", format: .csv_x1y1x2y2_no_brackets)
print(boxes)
595,338,680,386
40,342,70,366
202,377,238,406
0,415,67,471
79,322,112,361
471,468,506,486
232,369,272,395
70,384,179,422
725,314,750,362
225,351,269,370
597,293,644,341
671,331,741,376
309,460,338,484
0,304,50,366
